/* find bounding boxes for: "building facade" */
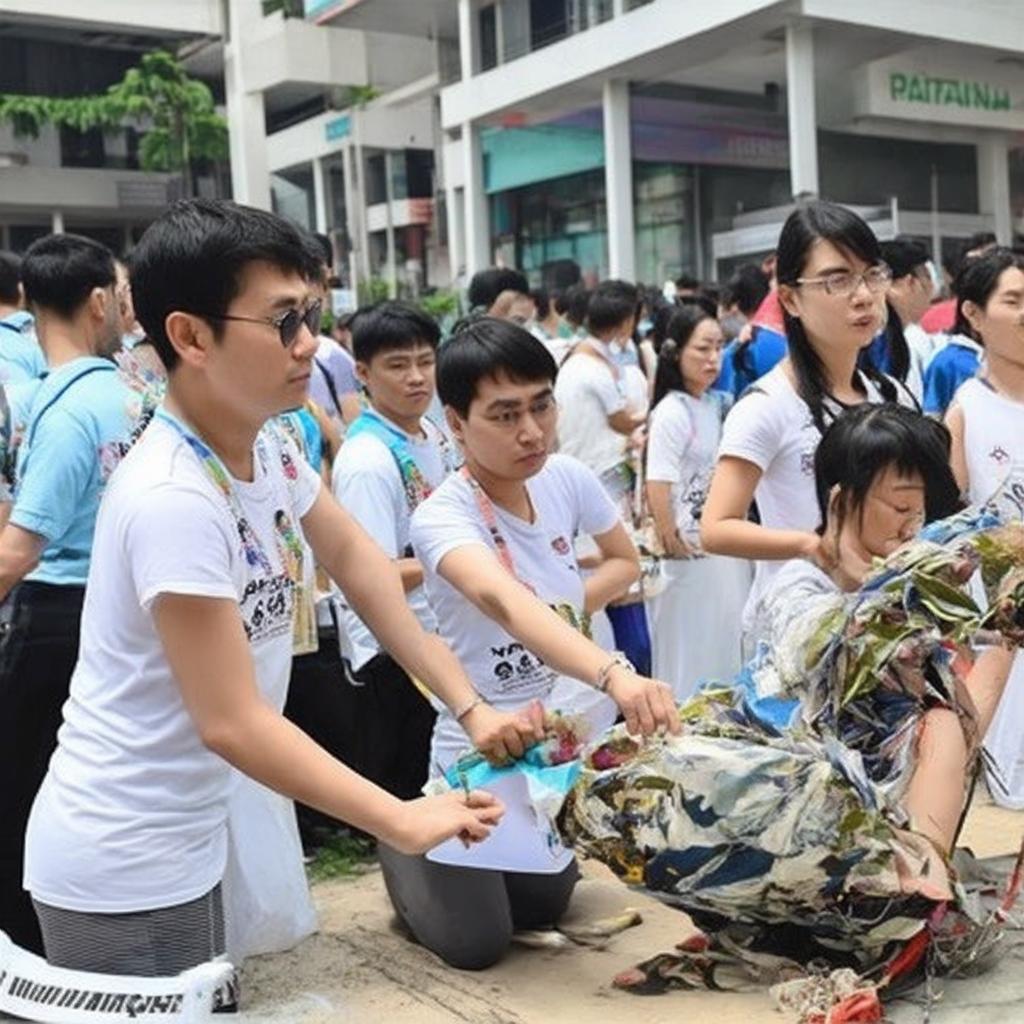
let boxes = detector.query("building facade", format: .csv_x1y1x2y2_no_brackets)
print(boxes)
435,0,1024,287
0,0,224,253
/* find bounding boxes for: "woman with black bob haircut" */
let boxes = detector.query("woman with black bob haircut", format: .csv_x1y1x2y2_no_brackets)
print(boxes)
701,200,915,653
645,305,751,698
383,316,679,972
752,401,1008,858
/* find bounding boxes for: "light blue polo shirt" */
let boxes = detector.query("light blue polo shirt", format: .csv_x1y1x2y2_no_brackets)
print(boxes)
0,311,47,384
11,356,141,586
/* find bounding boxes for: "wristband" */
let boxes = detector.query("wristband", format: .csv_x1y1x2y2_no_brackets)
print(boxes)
595,652,634,692
454,693,488,723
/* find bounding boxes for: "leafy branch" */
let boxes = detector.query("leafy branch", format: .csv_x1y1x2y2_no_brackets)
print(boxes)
0,50,228,195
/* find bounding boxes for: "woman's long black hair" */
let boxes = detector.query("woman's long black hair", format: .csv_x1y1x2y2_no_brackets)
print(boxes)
775,201,897,432
871,237,930,384
650,305,716,409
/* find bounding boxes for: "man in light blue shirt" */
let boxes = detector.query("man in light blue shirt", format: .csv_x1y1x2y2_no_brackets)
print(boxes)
0,233,136,955
0,251,47,384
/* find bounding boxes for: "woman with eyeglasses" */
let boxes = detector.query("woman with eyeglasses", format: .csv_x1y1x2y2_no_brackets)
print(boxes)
944,246,1024,810
378,317,679,971
701,201,916,653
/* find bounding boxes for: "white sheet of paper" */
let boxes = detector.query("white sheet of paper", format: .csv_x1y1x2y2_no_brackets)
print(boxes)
426,770,573,874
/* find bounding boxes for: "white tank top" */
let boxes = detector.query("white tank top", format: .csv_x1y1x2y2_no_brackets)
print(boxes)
956,377,1024,505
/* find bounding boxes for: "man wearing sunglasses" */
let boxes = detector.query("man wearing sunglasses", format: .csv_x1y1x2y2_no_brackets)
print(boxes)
22,200,537,983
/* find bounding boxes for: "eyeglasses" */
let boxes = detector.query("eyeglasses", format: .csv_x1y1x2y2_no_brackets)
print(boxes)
200,300,322,348
485,394,557,431
795,264,893,297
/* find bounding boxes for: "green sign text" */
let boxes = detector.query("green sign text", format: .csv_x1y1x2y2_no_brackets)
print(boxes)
890,72,1011,112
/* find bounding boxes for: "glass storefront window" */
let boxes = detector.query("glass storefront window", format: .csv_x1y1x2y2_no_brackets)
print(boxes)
491,168,608,287
270,163,315,231
634,163,694,286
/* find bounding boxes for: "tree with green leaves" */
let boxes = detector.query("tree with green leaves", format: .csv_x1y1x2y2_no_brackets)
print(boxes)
0,50,228,197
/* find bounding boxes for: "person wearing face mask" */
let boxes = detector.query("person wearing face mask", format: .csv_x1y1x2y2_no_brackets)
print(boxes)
645,307,752,699
944,247,1024,809
555,279,652,672
379,317,678,971
701,201,917,654
0,233,138,955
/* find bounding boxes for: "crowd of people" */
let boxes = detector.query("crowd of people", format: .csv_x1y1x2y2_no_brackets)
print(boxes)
0,195,1021,1004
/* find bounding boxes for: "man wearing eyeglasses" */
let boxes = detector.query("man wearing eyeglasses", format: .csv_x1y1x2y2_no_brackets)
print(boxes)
0,233,134,956
21,200,532,983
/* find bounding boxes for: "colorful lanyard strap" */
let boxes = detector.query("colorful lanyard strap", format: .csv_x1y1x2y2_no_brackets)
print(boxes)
458,467,597,637
347,409,436,512
459,465,523,582
155,409,303,584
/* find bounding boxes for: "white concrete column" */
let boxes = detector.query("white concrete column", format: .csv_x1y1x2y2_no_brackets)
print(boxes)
225,0,271,209
445,184,465,286
784,23,819,199
50,210,64,234
462,123,490,277
602,78,636,281
312,157,329,234
341,143,360,295
458,0,476,80
384,151,398,298
978,134,1013,245
613,0,627,16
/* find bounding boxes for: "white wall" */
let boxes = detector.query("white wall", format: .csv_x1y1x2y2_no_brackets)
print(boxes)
0,124,61,168
0,0,222,36
241,13,368,93
0,165,176,212
266,97,436,172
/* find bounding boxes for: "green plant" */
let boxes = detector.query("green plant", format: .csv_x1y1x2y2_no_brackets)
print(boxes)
0,50,228,196
419,289,460,320
357,276,391,306
305,834,377,884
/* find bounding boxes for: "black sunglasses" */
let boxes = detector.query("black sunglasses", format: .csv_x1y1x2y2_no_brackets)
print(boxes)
200,299,323,348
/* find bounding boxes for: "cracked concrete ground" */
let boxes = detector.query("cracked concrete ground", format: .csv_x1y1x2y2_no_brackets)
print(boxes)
238,798,1024,1024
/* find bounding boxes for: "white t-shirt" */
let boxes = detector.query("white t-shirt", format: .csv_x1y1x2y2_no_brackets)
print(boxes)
331,413,455,670
25,413,322,913
646,390,729,548
410,453,619,774
954,377,1024,506
717,364,903,635
554,345,629,478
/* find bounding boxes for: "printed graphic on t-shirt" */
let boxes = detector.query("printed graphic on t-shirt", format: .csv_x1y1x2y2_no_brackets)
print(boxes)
487,640,554,695
990,445,1011,466
240,556,294,644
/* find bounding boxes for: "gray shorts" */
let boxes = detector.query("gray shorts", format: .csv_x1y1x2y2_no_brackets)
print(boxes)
32,883,225,977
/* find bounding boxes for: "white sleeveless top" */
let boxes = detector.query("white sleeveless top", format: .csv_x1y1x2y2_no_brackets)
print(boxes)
956,377,1024,505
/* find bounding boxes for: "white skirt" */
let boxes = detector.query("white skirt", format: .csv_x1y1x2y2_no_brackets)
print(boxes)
648,554,752,701
985,652,1024,809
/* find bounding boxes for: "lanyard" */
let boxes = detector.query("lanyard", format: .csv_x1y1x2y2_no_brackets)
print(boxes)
155,409,305,586
459,465,523,583
458,466,592,637
348,408,456,511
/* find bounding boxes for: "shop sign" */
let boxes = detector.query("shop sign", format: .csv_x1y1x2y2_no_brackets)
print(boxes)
854,56,1024,131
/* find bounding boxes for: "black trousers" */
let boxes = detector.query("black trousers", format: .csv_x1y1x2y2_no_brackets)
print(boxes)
0,581,85,954
347,651,437,801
